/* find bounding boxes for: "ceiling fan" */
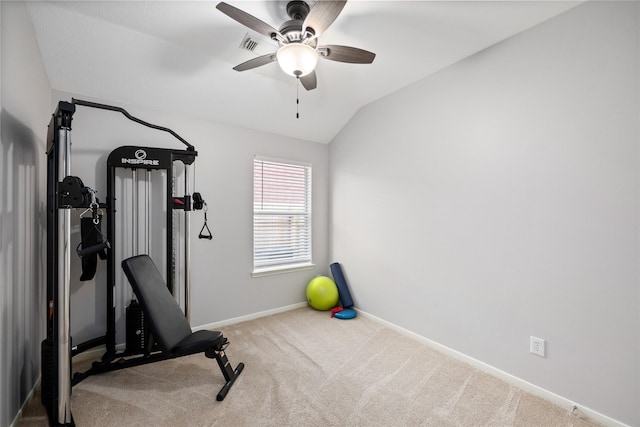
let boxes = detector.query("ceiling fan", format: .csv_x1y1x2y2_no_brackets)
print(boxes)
216,0,376,90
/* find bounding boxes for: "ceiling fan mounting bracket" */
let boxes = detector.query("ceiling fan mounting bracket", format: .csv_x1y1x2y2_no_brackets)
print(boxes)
286,1,310,20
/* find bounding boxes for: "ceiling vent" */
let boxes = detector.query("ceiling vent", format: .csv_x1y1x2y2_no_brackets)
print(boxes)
239,33,277,56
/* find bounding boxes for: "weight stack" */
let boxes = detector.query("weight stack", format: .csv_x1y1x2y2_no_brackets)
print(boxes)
126,300,148,354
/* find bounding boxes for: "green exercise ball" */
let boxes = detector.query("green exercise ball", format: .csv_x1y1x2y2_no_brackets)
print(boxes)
306,276,339,311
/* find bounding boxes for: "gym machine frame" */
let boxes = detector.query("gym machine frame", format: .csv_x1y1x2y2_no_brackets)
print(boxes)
42,100,226,426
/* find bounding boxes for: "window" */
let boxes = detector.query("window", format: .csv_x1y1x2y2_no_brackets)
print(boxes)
253,157,312,275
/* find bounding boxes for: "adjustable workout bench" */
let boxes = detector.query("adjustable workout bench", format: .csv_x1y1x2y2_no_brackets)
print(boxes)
121,254,244,401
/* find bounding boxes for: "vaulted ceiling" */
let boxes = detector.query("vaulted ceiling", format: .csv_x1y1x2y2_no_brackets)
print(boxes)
26,1,580,143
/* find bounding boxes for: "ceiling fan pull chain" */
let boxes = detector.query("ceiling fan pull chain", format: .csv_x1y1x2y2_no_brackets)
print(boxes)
296,76,300,119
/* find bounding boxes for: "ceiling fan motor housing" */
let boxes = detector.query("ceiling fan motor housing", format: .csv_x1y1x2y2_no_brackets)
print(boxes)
278,1,314,42
279,20,305,42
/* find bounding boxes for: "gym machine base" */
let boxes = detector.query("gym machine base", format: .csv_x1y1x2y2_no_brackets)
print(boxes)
42,100,243,426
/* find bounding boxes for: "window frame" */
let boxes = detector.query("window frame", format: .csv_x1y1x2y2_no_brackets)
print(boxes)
252,156,314,277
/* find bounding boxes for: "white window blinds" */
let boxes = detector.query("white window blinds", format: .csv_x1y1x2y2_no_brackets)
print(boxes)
253,157,312,272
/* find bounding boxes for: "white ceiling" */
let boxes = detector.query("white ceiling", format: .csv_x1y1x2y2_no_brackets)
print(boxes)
26,1,580,144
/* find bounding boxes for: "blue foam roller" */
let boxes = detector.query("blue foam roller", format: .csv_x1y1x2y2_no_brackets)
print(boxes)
330,262,354,308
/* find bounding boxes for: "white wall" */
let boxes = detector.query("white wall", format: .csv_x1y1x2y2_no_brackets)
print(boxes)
51,90,330,344
329,2,639,425
0,2,52,425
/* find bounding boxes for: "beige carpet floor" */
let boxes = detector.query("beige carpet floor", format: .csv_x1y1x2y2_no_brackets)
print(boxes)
19,307,600,426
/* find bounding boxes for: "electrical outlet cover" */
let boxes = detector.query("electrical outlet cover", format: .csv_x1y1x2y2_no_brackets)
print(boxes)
530,336,545,357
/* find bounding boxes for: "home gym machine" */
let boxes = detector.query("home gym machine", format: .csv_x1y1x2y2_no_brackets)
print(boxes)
42,100,243,426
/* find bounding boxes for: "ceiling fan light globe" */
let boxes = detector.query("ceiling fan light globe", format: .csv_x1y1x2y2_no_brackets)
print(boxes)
276,43,319,77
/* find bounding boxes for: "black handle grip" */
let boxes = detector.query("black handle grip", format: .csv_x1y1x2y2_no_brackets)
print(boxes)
77,241,110,258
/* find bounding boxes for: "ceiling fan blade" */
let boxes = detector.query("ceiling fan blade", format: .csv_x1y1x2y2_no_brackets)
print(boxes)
319,45,376,64
302,1,347,38
233,53,276,72
216,2,283,41
300,71,317,91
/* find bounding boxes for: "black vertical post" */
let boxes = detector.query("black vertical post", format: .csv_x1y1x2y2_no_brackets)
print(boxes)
106,163,117,355
166,161,174,295
42,101,76,427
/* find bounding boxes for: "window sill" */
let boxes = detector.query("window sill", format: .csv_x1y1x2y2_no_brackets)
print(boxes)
252,263,315,278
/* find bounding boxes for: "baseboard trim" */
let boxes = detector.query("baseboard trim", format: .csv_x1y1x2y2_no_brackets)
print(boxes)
356,308,629,427
24,304,622,427
10,375,41,427
193,302,308,331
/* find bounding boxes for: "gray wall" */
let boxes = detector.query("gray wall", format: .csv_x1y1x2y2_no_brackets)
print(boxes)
0,2,52,426
329,2,639,425
51,90,330,344
3,0,638,425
